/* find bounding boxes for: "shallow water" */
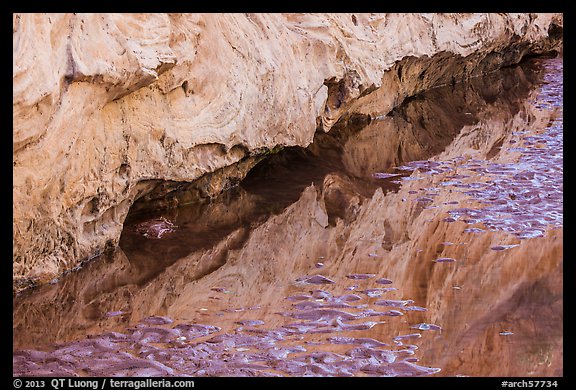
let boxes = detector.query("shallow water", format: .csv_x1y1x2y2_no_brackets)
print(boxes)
13,57,563,377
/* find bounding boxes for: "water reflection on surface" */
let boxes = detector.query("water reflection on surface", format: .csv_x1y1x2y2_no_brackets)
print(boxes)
13,57,563,377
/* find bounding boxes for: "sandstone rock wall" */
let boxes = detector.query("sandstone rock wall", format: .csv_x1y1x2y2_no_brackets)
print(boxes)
13,56,564,375
13,13,562,289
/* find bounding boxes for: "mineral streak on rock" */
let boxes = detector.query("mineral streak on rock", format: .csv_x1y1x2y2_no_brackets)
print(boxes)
13,13,562,289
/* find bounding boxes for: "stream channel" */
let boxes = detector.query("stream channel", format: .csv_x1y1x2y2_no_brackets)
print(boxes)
13,56,563,377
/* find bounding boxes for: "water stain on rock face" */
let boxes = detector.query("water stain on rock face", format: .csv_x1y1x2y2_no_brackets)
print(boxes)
13,57,563,377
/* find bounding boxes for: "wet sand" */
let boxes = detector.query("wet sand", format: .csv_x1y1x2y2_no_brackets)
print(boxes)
13,57,563,377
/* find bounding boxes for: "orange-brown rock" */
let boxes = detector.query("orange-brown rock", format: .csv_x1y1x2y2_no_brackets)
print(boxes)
13,57,563,376
13,13,563,289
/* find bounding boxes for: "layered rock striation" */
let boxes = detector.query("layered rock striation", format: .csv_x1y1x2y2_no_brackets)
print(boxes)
13,13,562,289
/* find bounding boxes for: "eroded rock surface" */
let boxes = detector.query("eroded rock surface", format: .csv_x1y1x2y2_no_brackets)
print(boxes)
13,57,563,376
13,13,562,288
